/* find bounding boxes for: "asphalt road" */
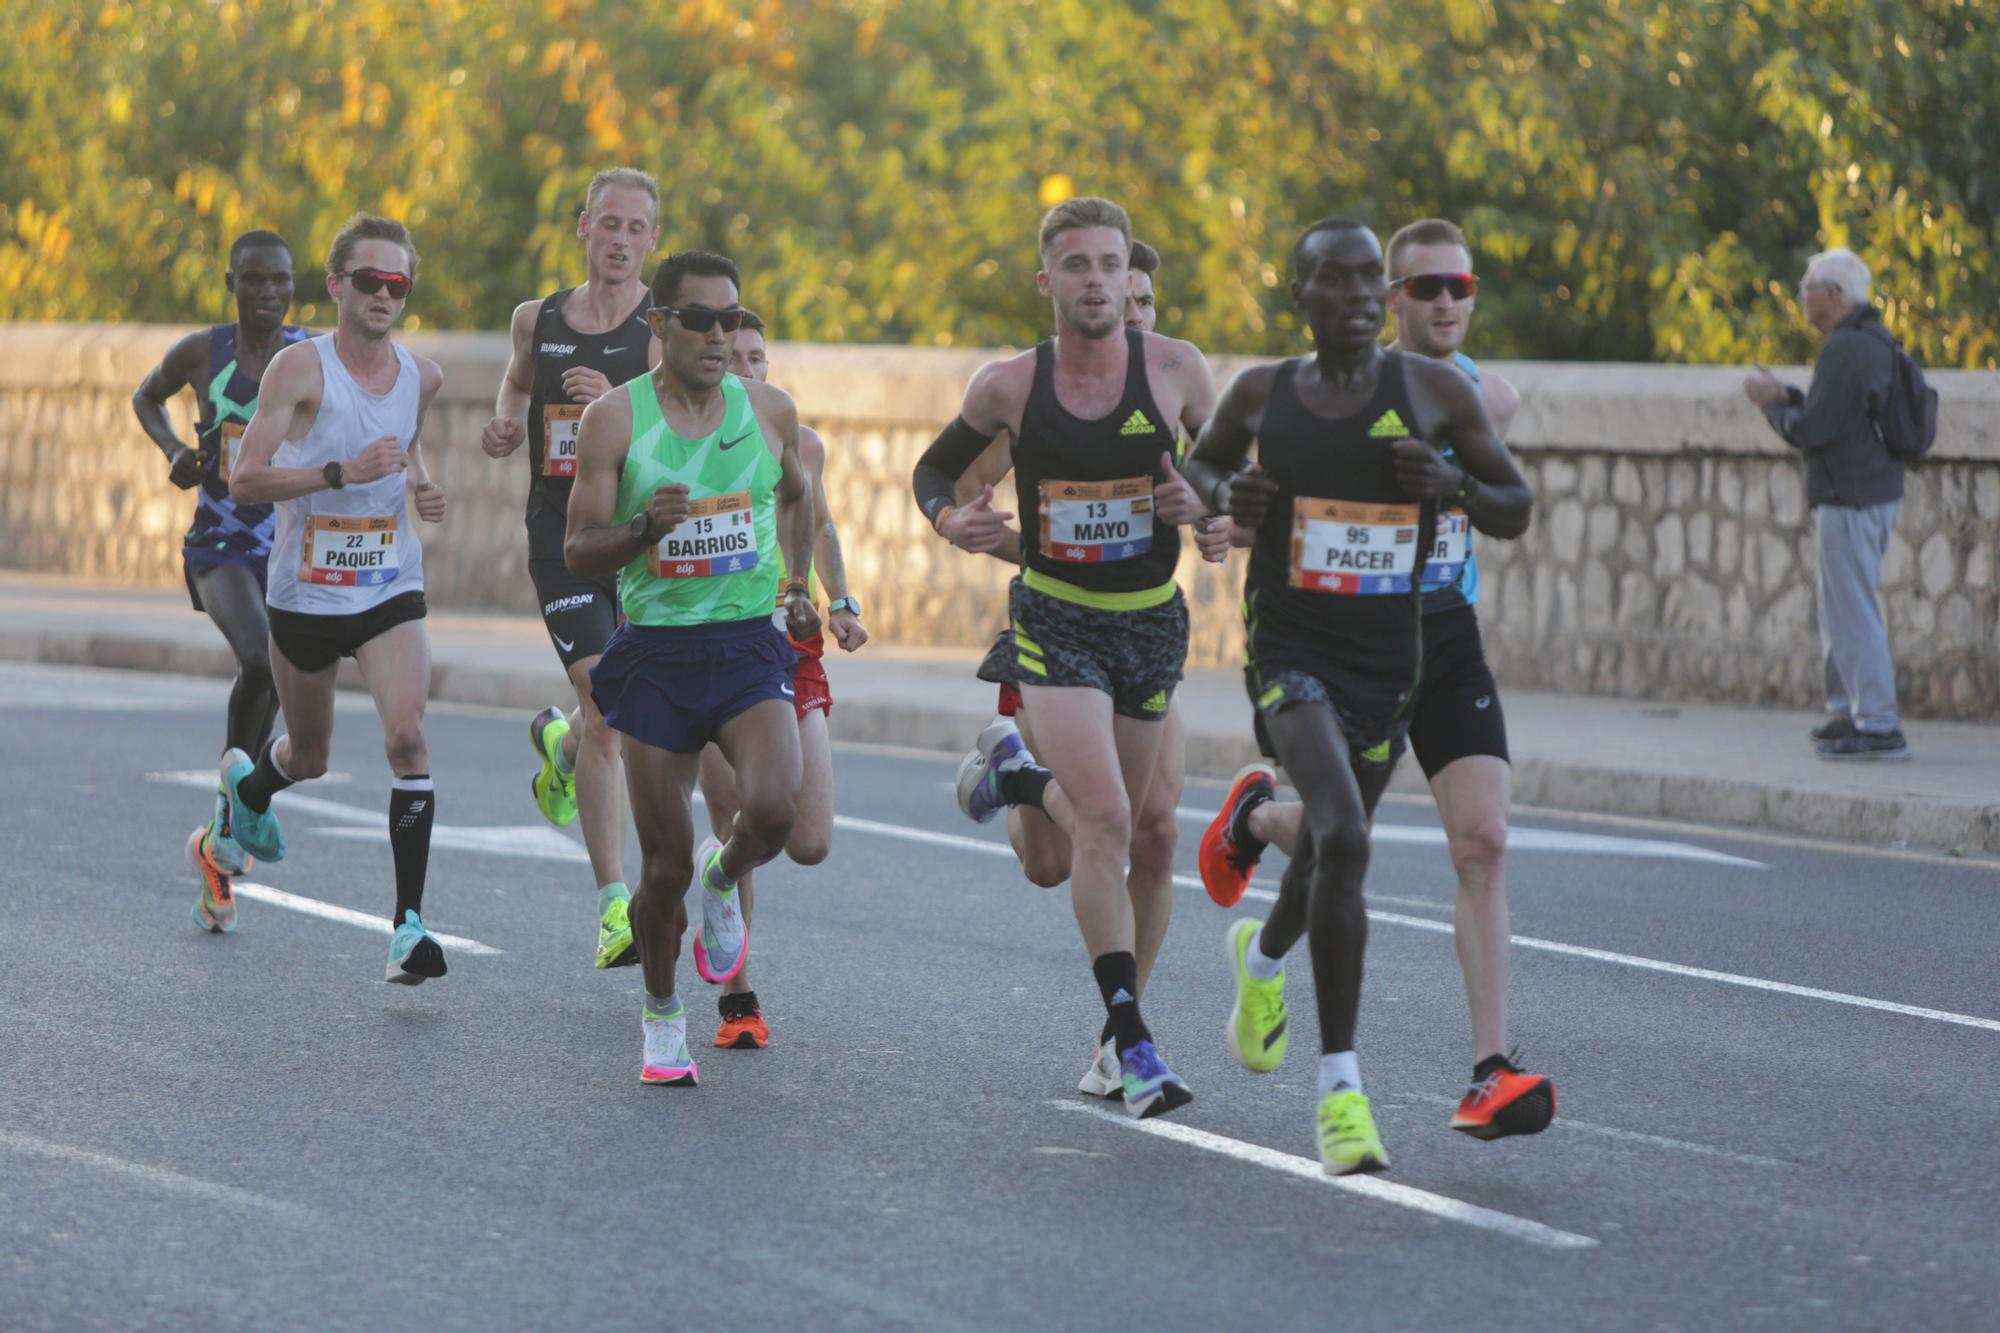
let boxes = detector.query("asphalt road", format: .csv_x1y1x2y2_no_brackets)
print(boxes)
2,661,1996,1331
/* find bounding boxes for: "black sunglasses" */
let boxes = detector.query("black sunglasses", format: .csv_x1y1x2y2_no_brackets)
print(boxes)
335,268,414,299
1390,272,1477,301
654,305,751,333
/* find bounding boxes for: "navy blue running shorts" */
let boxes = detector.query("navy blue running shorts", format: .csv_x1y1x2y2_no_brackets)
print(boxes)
591,615,795,754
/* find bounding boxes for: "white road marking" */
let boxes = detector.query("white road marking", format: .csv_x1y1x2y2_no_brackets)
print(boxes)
1236,888,2000,1033
1052,1102,1595,1249
231,882,503,955
0,1130,309,1217
1395,1093,1792,1169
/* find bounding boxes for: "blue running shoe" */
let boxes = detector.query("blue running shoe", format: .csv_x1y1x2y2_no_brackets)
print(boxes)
385,910,448,985
1119,1040,1194,1120
954,717,1043,825
218,747,285,864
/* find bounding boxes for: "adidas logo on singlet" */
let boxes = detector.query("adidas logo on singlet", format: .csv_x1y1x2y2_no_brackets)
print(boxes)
1368,409,1409,439
1119,410,1157,436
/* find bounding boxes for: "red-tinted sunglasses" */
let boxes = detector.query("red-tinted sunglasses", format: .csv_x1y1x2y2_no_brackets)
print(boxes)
336,268,414,300
1392,272,1477,301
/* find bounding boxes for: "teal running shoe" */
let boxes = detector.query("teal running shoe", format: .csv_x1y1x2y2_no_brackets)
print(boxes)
385,910,448,985
218,747,285,864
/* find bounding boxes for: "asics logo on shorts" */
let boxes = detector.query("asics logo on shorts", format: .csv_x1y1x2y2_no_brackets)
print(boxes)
544,593,596,615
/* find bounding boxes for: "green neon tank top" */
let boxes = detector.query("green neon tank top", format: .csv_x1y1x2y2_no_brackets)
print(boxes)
615,372,781,627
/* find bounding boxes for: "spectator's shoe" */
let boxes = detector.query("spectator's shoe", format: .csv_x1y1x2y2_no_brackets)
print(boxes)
1816,728,1910,762
1809,715,1855,743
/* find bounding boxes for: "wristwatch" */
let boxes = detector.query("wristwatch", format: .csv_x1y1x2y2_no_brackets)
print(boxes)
827,596,862,617
322,461,345,490
627,511,656,546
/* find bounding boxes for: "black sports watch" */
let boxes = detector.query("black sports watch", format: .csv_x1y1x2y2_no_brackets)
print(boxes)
628,511,656,546
322,461,345,490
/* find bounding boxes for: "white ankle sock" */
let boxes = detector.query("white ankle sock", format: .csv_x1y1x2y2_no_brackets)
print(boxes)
1243,926,1286,980
1318,1051,1361,1097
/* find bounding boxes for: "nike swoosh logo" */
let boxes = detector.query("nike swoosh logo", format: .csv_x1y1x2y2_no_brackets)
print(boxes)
604,346,627,354
719,433,752,450
780,684,795,697
553,633,575,653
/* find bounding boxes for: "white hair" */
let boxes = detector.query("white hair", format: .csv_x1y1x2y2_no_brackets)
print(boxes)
1805,248,1871,305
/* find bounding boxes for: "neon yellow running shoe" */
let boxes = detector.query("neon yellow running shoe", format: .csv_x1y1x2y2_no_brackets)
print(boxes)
1225,919,1288,1073
596,890,637,970
529,706,577,827
1317,1089,1390,1176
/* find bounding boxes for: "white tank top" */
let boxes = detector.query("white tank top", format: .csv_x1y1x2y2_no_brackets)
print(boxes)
266,334,426,615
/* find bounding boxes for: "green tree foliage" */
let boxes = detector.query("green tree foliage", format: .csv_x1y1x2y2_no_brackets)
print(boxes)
1,0,1991,366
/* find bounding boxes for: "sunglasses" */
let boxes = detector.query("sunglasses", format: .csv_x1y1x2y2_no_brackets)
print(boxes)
655,305,752,334
1391,272,1478,301
336,268,414,300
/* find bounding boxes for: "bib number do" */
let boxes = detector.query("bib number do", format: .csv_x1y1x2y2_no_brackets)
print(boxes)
302,514,401,587
1038,476,1153,564
543,404,583,478
1290,498,1421,594
649,491,759,579
1425,508,1469,587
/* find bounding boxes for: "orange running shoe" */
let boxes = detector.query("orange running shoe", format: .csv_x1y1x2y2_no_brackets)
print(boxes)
714,992,769,1049
1451,1052,1556,1140
1197,763,1277,907
186,826,239,934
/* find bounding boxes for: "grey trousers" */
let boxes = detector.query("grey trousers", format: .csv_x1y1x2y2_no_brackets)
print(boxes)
1815,500,1901,733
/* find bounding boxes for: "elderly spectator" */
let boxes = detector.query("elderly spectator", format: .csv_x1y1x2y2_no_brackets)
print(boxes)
1744,248,1908,760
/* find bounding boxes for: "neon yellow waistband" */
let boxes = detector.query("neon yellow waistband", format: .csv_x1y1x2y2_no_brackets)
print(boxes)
1023,567,1178,612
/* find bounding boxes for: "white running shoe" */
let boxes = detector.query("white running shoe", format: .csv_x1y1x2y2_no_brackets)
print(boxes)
1077,1041,1123,1100
691,835,748,984
641,1011,698,1086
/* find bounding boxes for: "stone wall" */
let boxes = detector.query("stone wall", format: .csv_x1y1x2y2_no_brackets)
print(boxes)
4,323,1996,718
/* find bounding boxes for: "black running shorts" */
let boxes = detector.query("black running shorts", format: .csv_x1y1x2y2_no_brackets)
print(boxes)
1407,605,1509,780
976,577,1185,721
1248,665,1409,778
268,591,428,674
529,558,621,671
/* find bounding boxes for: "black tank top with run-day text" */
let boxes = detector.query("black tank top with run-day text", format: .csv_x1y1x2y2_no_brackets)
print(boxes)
524,288,653,560
1011,327,1182,599
1243,352,1435,711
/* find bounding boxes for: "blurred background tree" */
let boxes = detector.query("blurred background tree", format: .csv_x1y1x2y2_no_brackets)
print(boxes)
1,0,1990,365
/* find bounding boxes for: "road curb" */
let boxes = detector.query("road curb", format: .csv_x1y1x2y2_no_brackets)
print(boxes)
7,627,1996,855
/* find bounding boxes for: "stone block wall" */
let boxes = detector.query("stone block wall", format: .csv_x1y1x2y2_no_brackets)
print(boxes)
3,324,1995,717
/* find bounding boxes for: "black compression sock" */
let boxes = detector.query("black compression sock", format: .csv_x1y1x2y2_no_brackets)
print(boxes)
1092,951,1150,1055
389,776,436,923
237,737,297,813
999,765,1052,811
1229,789,1270,857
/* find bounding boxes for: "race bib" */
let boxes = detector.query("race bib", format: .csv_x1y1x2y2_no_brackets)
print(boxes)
542,404,583,478
216,421,245,482
648,491,759,579
1289,498,1421,594
301,514,401,587
1425,508,1469,587
1038,477,1153,564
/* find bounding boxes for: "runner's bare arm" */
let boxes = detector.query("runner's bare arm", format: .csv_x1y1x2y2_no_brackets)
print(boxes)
562,387,644,577
132,330,211,485
761,386,822,642
481,299,539,459
1396,357,1532,540
227,342,344,503
407,358,448,522
1485,370,1521,442
915,357,1024,552
1183,363,1278,525
953,434,1022,564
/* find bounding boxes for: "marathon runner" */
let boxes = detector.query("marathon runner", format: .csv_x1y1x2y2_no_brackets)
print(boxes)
1195,217,1556,1142
133,229,306,932
913,199,1216,1119
1181,218,1526,1172
563,251,819,1086
202,214,451,985
696,311,870,1050
481,167,660,970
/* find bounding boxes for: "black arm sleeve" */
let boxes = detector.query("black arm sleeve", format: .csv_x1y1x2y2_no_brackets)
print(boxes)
912,415,998,527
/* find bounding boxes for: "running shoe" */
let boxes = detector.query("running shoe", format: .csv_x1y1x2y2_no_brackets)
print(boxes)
529,706,578,827
186,826,237,934
385,909,448,985
955,717,1040,825
1318,1089,1390,1176
1077,1041,1123,1100
1224,919,1288,1073
642,1010,699,1085
595,892,637,970
201,775,251,876
1198,763,1276,907
690,836,749,984
216,746,284,864
1119,1040,1194,1120
1451,1051,1556,1140
714,992,769,1049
